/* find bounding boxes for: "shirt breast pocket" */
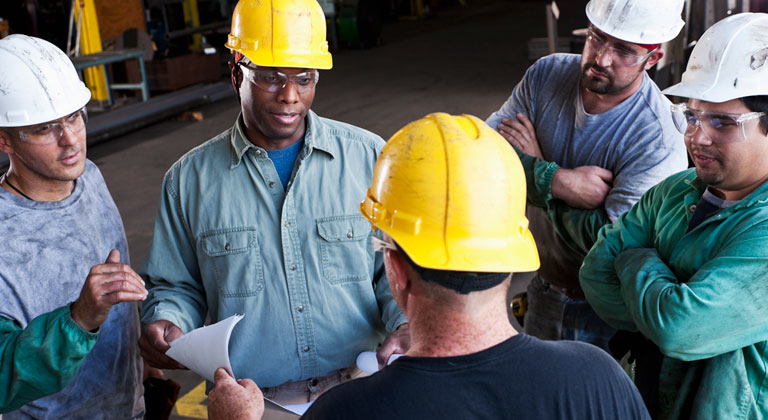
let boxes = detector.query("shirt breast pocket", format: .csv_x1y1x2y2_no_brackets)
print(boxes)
200,228,265,297
317,215,373,285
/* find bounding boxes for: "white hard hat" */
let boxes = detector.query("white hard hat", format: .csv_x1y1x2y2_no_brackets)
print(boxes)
585,0,685,44
0,34,91,128
663,13,768,103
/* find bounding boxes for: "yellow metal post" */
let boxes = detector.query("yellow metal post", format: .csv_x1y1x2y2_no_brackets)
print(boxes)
182,0,202,50
75,0,108,102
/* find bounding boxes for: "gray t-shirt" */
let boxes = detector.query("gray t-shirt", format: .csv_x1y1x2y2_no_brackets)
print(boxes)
0,160,144,419
487,54,687,287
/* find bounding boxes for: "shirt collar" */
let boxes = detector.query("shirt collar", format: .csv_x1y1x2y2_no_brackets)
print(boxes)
229,110,336,169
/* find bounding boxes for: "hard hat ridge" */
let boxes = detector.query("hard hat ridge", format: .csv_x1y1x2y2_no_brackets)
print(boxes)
0,34,91,127
663,13,768,102
226,0,332,69
360,113,540,276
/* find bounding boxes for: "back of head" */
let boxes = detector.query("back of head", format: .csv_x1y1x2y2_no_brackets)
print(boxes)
225,0,332,70
663,13,768,104
0,34,91,127
585,0,685,44
360,113,540,294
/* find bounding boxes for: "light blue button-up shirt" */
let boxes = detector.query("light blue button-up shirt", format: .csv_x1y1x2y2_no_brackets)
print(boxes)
140,111,406,387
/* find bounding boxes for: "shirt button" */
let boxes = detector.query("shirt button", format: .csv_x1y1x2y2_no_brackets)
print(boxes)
297,305,304,312
346,232,353,238
255,150,262,155
224,243,231,251
290,264,297,271
688,204,696,213
284,222,291,227
303,346,310,352
269,181,276,188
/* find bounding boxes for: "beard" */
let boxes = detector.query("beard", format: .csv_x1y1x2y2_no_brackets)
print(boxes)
580,62,639,95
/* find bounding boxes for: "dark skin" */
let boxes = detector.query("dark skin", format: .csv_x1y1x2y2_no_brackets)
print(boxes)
140,59,411,372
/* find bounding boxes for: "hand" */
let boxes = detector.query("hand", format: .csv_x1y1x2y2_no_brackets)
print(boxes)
551,166,613,209
209,368,264,420
142,358,165,382
497,113,543,158
139,320,185,369
70,249,148,332
376,323,410,369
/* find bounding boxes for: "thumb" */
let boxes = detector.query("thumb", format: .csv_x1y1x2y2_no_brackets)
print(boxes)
214,368,233,385
106,249,121,264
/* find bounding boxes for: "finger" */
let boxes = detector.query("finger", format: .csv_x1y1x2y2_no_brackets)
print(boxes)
590,166,614,182
98,277,147,294
238,379,259,391
91,270,147,291
516,113,536,133
102,291,148,305
105,249,121,264
214,368,234,384
505,120,534,143
376,341,396,368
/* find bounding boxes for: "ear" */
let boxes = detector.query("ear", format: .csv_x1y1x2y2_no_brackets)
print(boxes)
644,50,664,70
0,130,15,156
384,250,411,295
228,60,241,95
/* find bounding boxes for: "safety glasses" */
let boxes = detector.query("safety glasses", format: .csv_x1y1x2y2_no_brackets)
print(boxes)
671,103,765,144
586,27,657,67
14,108,87,145
371,235,397,253
238,62,319,93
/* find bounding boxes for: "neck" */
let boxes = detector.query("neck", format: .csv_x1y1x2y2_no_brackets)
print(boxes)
405,291,517,358
2,169,75,202
580,74,643,114
244,121,306,151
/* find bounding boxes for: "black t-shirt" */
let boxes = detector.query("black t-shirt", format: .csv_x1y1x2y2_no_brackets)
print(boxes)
302,334,649,420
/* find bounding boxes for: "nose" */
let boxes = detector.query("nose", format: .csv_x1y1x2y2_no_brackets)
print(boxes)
57,124,80,146
687,123,713,146
594,46,613,67
277,80,299,103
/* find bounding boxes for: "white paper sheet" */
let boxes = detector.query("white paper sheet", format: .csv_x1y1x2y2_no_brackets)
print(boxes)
355,351,403,374
166,314,244,382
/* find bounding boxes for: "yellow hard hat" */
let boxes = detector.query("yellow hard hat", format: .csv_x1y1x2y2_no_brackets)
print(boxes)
225,0,332,69
360,113,540,273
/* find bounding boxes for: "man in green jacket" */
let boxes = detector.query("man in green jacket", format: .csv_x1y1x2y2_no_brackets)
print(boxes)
580,13,768,419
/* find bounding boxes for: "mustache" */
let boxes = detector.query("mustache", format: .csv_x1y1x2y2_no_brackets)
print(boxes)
58,145,82,160
584,62,613,78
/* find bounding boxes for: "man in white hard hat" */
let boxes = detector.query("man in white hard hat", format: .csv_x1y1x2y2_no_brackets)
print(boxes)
486,0,688,350
205,114,651,420
138,0,408,416
581,12,768,419
0,35,147,417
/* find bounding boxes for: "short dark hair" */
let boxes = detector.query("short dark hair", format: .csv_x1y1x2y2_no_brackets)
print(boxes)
742,95,768,135
392,242,510,294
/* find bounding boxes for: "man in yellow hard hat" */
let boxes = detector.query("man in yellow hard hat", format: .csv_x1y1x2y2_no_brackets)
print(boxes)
206,113,650,420
138,0,408,416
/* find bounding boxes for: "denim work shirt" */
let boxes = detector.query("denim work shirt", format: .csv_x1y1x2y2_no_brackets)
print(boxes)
140,111,406,387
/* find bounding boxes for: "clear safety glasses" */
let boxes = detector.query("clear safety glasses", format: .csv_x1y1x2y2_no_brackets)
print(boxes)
671,103,765,144
238,62,319,93
14,108,87,145
586,27,657,67
371,235,397,253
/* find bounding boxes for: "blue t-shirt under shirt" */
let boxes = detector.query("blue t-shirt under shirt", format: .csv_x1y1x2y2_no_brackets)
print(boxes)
266,138,304,189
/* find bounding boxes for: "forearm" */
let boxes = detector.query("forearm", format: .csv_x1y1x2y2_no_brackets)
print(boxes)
517,150,560,208
0,306,98,413
545,200,611,255
615,247,768,361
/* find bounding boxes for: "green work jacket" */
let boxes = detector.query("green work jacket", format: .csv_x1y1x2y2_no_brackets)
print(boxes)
581,168,768,419
0,305,97,413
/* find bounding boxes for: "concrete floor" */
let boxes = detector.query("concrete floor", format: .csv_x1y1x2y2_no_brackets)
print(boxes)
83,0,576,417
